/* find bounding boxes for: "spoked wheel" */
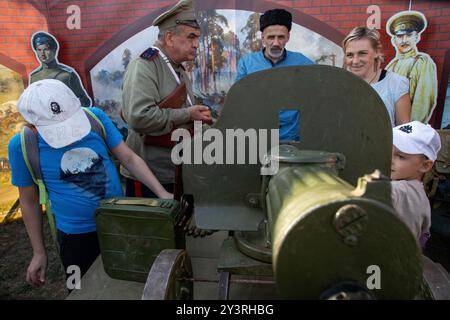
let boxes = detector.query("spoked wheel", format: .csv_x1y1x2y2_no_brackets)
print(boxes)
421,256,450,300
142,249,193,300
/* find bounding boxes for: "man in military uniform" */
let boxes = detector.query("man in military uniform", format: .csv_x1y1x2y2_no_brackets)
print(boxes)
386,11,437,123
121,0,211,197
29,32,92,107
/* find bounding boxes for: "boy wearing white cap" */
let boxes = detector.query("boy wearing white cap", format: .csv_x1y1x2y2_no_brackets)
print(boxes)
391,121,441,249
8,79,172,288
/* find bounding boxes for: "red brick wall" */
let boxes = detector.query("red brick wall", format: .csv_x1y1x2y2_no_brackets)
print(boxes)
43,0,172,85
0,0,48,85
1,0,449,112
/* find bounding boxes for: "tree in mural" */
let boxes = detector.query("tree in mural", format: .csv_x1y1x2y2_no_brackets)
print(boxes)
122,48,131,70
241,12,262,53
94,48,130,87
196,9,229,93
223,30,240,81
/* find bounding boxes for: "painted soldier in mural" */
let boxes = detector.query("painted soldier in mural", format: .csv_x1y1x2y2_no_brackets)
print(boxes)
29,31,92,107
121,0,211,197
236,8,314,141
386,11,437,123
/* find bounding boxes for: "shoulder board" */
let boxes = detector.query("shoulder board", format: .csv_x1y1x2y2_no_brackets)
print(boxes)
140,47,160,61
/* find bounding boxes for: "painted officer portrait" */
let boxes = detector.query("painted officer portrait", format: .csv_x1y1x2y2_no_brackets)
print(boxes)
386,11,437,123
29,31,92,107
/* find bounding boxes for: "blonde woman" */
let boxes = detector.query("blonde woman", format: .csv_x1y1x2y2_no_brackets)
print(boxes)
343,27,411,126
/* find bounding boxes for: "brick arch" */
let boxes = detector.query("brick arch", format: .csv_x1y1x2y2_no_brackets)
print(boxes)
84,0,345,96
0,53,28,89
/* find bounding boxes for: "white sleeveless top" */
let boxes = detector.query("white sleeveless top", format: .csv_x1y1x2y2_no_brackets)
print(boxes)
371,70,409,127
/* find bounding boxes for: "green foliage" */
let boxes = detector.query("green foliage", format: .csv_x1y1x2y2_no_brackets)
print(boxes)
241,12,262,52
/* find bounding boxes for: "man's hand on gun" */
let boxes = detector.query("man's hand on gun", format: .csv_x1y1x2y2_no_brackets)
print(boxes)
187,105,213,125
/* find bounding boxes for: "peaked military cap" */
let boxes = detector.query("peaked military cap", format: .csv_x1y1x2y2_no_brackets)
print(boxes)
153,0,199,32
260,8,292,32
387,11,426,36
31,32,58,51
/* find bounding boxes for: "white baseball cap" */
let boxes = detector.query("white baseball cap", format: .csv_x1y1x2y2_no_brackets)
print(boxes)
393,121,441,161
17,79,91,148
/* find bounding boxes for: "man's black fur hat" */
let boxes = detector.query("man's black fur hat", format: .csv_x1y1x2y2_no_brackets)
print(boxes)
260,9,292,32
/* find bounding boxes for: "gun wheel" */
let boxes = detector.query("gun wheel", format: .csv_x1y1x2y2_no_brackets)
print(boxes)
142,249,193,300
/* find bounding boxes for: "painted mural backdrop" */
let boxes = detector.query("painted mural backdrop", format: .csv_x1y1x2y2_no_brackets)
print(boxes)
0,64,24,223
2,5,448,218
90,27,159,137
90,9,343,131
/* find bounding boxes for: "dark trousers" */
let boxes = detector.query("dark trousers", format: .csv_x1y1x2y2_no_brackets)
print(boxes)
57,230,100,279
125,178,174,198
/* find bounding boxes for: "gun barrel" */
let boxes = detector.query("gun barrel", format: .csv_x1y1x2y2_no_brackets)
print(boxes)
266,163,423,299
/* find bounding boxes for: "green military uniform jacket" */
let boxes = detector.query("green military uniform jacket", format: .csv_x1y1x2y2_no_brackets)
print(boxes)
30,61,92,107
120,45,194,184
386,49,437,123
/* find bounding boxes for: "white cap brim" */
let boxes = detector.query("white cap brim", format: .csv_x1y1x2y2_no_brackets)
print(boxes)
36,108,91,148
393,129,434,160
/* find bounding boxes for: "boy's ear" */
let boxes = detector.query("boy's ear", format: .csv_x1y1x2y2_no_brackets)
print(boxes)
419,159,434,173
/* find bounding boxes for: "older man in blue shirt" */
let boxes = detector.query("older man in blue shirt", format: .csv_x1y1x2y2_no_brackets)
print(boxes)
236,9,314,141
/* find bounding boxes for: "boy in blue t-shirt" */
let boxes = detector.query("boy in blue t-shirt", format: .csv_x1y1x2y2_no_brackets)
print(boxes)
8,79,172,287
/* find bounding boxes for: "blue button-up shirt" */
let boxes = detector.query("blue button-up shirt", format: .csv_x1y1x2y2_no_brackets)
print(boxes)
235,49,314,141
236,49,314,81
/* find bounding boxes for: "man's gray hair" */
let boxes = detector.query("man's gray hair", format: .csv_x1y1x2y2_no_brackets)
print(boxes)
157,25,181,41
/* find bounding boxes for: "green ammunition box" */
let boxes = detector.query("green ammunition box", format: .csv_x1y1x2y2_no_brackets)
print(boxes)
95,197,181,282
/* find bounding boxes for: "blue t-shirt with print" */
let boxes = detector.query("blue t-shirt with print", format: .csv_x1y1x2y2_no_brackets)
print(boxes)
8,107,124,234
235,49,314,141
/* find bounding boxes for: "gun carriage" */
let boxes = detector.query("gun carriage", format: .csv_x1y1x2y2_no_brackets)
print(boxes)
95,66,450,300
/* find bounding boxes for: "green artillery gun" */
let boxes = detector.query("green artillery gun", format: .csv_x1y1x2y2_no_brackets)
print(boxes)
105,65,450,299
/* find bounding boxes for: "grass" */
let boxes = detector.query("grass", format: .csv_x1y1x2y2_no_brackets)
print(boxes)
0,216,68,300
